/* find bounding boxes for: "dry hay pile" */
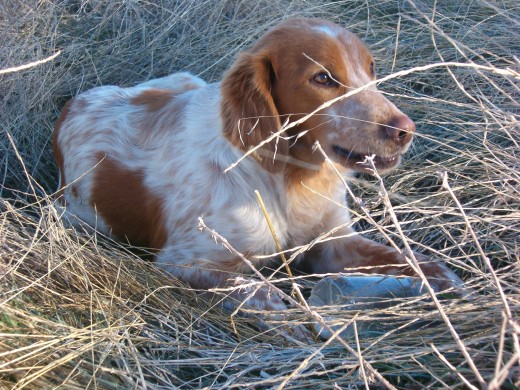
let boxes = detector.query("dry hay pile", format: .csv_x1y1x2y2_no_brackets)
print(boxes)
1,0,519,388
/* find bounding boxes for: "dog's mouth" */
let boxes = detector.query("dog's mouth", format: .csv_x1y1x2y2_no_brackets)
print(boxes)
332,145,401,172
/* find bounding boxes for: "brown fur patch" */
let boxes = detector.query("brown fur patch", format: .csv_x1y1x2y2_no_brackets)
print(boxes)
302,235,409,275
221,52,288,173
285,162,338,199
131,89,174,112
91,154,168,251
133,90,190,145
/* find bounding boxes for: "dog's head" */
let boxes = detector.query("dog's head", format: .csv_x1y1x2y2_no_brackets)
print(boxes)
222,18,415,175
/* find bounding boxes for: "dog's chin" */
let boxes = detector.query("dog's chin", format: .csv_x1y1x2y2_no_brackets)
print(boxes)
332,145,402,174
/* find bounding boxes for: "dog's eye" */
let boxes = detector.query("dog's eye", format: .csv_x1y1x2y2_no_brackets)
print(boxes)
369,61,375,77
312,72,338,87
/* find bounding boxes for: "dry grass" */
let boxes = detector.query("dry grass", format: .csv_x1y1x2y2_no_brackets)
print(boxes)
1,0,519,388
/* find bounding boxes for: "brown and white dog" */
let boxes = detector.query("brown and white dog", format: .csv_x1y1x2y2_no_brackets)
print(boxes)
53,18,462,311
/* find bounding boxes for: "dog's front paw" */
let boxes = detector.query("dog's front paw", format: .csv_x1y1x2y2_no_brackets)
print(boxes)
225,280,288,312
414,254,464,293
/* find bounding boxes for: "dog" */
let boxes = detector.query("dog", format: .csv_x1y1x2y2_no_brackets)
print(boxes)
53,17,462,312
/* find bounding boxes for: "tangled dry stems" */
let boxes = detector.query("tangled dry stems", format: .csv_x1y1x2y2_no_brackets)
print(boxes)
1,0,519,388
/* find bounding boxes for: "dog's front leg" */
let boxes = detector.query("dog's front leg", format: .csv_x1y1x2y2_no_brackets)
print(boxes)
301,229,463,292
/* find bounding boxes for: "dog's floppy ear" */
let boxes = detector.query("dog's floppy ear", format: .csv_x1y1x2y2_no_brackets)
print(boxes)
221,51,288,173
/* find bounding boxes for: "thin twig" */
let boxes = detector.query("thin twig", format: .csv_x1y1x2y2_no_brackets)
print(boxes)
431,344,479,390
255,190,310,311
0,51,61,75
